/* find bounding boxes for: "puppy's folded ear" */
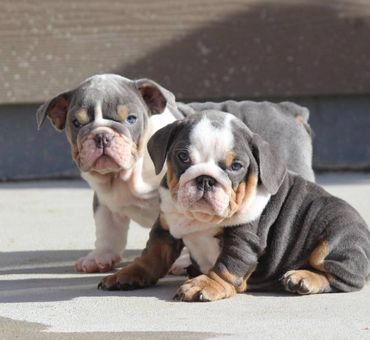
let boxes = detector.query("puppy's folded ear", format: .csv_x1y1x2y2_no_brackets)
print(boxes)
252,134,287,195
36,91,72,131
147,121,182,175
135,79,175,115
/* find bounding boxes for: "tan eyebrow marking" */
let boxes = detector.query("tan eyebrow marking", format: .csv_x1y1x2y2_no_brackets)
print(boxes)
225,151,236,168
75,109,89,124
117,104,129,121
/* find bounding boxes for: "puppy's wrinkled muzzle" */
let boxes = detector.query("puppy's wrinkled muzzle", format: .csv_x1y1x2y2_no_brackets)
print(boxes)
177,166,232,220
76,127,137,173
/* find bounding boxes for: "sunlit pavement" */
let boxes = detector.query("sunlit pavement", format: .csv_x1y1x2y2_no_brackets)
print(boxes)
1,173,370,339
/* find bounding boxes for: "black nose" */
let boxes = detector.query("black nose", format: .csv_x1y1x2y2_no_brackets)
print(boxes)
94,133,112,149
196,175,216,192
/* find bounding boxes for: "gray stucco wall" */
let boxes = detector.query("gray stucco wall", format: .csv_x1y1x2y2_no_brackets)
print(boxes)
0,104,77,181
1,95,369,181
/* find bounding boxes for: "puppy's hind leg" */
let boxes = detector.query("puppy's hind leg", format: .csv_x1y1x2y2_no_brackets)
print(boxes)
282,269,331,295
282,239,332,295
311,232,370,293
283,232,370,294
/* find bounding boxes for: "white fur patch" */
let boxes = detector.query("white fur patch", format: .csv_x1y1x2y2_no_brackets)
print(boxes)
189,114,234,164
173,115,239,219
92,100,112,127
183,229,222,274
138,107,177,194
178,163,231,191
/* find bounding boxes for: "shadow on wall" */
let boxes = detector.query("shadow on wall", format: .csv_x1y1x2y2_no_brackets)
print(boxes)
117,0,370,100
116,0,370,171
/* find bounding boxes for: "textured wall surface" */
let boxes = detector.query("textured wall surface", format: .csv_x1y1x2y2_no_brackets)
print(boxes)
1,0,370,103
0,105,77,180
1,0,369,179
1,96,369,180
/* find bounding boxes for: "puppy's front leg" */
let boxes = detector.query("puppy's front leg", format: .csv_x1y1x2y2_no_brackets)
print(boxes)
98,217,184,290
75,201,129,273
175,223,260,302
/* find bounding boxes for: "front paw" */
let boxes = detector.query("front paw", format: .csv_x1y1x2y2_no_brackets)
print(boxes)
75,250,120,273
98,264,155,291
174,274,231,302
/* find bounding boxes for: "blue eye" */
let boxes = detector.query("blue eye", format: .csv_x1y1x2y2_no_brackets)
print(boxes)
231,161,243,171
72,119,82,128
177,151,190,163
126,115,137,125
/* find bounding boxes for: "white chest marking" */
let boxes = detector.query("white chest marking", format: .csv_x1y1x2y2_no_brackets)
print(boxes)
160,185,271,272
82,172,160,227
183,229,222,274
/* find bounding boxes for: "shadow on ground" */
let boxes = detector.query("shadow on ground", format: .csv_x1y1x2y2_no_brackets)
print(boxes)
0,249,187,304
0,248,292,304
0,316,218,340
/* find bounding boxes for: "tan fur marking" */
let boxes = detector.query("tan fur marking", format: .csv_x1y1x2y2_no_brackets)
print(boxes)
175,272,237,301
309,239,329,271
71,144,80,165
101,239,178,289
159,213,169,231
166,161,179,200
284,270,330,294
117,105,129,121
137,125,150,154
212,269,247,293
75,109,89,125
225,151,236,168
229,174,258,216
295,115,305,124
133,241,174,278
208,271,237,296
215,228,224,237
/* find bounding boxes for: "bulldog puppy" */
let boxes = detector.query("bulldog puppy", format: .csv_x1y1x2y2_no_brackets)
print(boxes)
37,74,314,273
98,110,370,302
36,74,182,272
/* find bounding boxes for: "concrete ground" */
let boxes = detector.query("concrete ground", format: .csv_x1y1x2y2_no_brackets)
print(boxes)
1,173,370,339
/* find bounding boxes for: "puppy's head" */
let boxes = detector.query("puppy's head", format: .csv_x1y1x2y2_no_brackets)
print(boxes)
148,110,287,224
36,74,174,175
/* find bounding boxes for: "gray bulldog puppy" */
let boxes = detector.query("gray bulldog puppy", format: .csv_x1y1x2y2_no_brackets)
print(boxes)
36,74,314,273
99,110,370,302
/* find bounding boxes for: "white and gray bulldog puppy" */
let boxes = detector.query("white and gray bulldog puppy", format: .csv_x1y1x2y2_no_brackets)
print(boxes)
99,110,370,301
36,74,314,273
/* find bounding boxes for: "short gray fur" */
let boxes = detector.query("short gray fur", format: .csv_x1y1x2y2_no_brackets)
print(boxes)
178,100,314,181
217,172,370,292
152,110,370,293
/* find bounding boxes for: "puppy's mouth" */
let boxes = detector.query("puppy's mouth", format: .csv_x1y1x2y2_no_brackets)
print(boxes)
93,153,120,174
